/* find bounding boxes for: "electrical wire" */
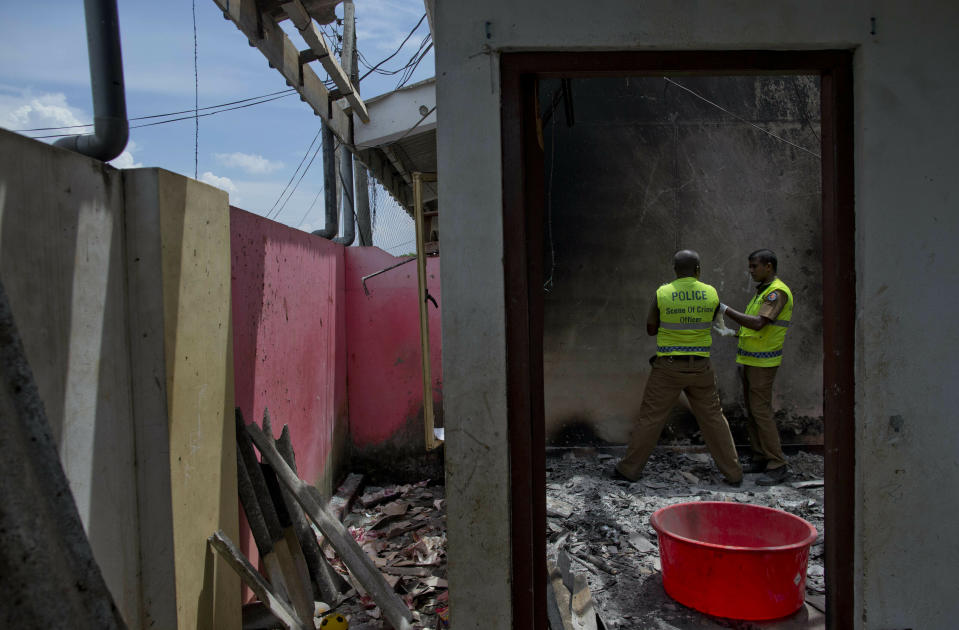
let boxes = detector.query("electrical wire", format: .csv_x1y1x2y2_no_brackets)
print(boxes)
358,13,427,82
271,140,323,221
192,0,199,179
13,89,296,133
395,38,432,89
295,187,323,228
266,127,322,219
28,92,297,139
544,96,557,292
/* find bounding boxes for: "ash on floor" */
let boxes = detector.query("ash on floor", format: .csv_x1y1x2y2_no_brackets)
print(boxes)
546,447,826,629
325,449,825,629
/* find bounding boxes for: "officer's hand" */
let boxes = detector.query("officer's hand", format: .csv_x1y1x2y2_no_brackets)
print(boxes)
714,321,737,337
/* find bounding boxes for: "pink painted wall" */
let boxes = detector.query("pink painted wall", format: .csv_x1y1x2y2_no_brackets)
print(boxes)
345,248,443,450
229,208,444,590
231,207,347,482
230,207,348,592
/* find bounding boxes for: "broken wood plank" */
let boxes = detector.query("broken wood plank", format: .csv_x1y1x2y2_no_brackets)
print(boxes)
211,0,350,143
381,566,431,578
209,530,308,630
276,425,346,604
245,422,414,630
257,411,314,623
279,0,369,121
262,459,316,624
236,411,294,610
545,577,567,630
570,572,598,630
359,487,402,509
791,479,825,489
330,472,364,520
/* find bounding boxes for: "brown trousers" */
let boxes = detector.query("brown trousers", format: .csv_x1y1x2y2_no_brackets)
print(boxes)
617,356,742,482
740,365,788,470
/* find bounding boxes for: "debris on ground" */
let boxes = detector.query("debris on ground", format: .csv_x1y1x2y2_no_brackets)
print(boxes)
544,447,826,629
235,419,825,629
330,480,448,629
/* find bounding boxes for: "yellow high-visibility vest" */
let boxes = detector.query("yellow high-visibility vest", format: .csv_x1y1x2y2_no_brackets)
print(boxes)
736,278,793,367
655,277,719,357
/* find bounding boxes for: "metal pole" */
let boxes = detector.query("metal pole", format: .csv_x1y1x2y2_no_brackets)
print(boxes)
333,0,356,245
414,172,440,450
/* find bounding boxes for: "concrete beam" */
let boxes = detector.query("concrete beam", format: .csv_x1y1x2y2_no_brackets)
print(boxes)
354,78,436,148
212,0,351,144
281,0,369,122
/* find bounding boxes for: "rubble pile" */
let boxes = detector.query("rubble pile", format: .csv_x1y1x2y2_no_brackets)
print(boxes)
332,481,449,629
293,448,825,629
546,447,826,628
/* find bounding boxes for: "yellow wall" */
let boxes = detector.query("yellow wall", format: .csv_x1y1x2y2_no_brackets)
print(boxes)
157,170,240,630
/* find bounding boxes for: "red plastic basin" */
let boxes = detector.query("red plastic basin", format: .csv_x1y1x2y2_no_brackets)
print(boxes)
650,501,817,620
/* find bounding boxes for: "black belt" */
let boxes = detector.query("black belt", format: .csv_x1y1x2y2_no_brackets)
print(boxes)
664,354,708,361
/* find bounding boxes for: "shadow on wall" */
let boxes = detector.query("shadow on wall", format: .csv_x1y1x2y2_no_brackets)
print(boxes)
0,132,142,623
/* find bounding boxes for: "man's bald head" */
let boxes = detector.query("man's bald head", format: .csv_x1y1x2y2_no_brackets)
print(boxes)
673,249,701,278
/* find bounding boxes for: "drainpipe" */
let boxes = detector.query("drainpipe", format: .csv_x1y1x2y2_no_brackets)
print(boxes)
54,0,129,162
333,147,356,245
332,0,357,246
312,124,339,238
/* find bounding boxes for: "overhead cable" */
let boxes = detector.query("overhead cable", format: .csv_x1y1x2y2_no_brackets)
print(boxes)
192,0,199,178
267,126,323,219
358,13,427,82
395,39,432,89
14,89,296,133
270,140,323,221
25,92,297,139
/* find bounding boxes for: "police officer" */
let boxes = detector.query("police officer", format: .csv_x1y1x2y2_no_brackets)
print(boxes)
614,250,743,485
717,249,793,485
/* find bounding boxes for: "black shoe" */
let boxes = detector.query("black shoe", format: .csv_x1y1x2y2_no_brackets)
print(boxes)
756,466,788,486
740,457,767,474
723,477,743,488
610,467,636,483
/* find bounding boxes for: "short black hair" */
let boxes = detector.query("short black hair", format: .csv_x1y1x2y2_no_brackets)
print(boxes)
748,249,778,272
673,249,701,276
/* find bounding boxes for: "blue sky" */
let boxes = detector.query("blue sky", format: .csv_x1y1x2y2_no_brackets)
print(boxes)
0,0,432,245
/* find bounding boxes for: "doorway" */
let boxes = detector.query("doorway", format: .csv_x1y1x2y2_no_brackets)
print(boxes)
500,51,854,629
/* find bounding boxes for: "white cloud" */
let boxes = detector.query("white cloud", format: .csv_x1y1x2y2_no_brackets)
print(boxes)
108,140,143,169
200,171,239,199
214,151,284,175
0,86,87,132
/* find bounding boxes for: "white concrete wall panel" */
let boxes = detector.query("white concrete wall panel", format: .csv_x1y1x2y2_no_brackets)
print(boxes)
435,1,959,628
0,129,141,624
435,3,513,627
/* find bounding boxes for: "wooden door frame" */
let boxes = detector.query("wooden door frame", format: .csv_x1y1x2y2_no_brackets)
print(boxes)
500,51,855,629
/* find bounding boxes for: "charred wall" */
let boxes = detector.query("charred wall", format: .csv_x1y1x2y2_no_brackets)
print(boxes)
540,76,823,446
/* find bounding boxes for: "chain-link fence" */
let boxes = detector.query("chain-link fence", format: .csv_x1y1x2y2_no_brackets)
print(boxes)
367,177,416,255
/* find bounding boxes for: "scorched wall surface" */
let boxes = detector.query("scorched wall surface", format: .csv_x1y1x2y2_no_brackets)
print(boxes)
345,248,443,469
541,76,822,445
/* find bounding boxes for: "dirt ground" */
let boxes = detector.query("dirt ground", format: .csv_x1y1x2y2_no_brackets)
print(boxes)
319,447,825,629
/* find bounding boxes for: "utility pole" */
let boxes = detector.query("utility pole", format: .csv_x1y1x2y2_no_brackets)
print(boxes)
333,0,357,245
352,6,373,246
